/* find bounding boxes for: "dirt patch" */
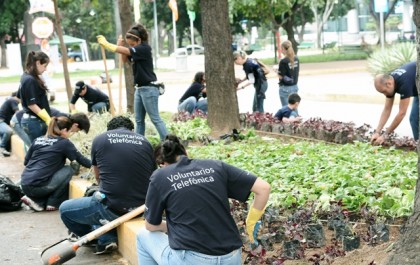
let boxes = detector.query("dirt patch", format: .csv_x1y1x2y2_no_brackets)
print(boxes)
244,222,400,265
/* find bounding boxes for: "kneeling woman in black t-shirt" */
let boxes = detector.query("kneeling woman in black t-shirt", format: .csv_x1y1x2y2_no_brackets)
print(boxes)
136,135,270,265
20,116,91,212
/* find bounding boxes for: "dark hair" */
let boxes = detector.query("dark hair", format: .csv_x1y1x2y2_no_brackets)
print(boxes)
47,116,73,137
193,71,205,83
126,24,148,42
69,113,90,133
107,116,134,131
154,134,187,165
288,93,301,104
25,51,50,91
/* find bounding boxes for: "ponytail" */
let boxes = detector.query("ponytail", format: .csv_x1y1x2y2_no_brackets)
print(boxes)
47,116,73,137
154,134,187,165
281,40,296,70
25,51,50,91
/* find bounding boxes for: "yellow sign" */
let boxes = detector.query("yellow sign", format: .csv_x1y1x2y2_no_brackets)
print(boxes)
32,17,54,39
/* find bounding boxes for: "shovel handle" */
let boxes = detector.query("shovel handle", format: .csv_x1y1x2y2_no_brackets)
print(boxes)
77,204,145,245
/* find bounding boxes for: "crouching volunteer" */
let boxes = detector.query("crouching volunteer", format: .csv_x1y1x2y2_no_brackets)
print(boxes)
60,116,156,255
70,81,110,114
20,116,91,212
136,134,270,265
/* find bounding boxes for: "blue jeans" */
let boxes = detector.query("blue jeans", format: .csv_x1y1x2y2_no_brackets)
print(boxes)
196,98,208,114
137,228,242,265
252,81,267,113
10,114,32,147
409,96,419,140
21,165,74,208
20,116,47,143
59,194,120,246
178,97,197,114
91,102,109,114
134,86,168,141
0,120,13,150
279,84,299,107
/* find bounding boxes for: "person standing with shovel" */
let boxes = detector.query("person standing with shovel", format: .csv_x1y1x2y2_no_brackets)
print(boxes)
97,24,168,141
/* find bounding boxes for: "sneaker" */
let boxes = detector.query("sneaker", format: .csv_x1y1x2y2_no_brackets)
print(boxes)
94,242,118,255
21,195,44,212
1,148,10,157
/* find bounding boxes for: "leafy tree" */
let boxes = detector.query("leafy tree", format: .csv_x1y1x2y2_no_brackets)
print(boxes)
201,0,240,136
386,2,420,263
0,0,28,68
365,0,399,44
57,0,115,60
308,0,355,48
140,0,203,54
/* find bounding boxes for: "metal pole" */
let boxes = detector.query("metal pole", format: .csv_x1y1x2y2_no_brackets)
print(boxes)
380,11,385,50
153,0,158,68
190,15,195,55
172,14,177,51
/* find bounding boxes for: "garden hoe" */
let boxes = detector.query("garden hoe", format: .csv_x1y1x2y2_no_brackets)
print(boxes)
40,205,145,265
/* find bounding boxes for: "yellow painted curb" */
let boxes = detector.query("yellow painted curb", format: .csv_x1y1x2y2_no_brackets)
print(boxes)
11,135,26,162
117,218,145,265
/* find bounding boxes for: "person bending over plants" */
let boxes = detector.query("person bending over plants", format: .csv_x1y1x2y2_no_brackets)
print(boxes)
20,116,91,212
136,134,270,265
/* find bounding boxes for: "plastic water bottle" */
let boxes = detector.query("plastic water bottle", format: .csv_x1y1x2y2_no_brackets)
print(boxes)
94,191,106,202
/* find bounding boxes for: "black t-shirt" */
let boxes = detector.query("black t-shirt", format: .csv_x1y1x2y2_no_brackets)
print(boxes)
18,73,51,116
145,156,257,255
388,61,417,99
91,128,156,212
179,82,206,103
0,97,19,124
128,43,157,86
274,106,293,120
278,56,299,86
70,85,109,112
21,136,91,186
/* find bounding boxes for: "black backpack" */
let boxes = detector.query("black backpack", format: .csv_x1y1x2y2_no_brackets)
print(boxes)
0,175,24,211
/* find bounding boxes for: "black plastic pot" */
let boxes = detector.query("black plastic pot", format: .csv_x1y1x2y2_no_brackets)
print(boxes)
342,235,360,251
305,223,325,248
282,239,304,259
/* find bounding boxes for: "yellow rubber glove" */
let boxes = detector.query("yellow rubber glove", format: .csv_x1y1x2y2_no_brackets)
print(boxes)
97,35,117,52
37,108,52,126
71,109,78,114
246,206,265,244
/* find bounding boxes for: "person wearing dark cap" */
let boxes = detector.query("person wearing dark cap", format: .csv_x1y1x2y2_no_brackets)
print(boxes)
0,91,20,156
70,81,110,114
97,24,168,141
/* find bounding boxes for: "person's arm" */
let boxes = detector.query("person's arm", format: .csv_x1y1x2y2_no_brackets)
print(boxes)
69,103,77,111
282,116,302,122
28,104,51,125
246,178,270,244
145,220,168,233
117,38,130,63
372,98,410,144
371,97,394,143
97,35,131,56
93,165,100,184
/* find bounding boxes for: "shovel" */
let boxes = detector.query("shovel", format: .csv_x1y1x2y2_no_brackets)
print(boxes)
40,205,145,265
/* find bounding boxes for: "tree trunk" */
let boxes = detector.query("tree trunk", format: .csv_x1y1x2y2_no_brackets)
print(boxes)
200,0,240,137
118,0,135,113
0,36,6,68
282,17,299,55
386,1,420,264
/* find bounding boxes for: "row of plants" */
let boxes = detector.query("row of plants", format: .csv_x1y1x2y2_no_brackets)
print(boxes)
240,112,417,150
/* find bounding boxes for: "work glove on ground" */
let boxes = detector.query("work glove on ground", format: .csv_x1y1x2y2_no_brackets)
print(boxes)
97,35,117,52
37,108,51,126
246,207,264,246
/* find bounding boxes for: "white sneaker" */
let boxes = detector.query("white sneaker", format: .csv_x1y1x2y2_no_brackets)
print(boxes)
21,195,44,212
